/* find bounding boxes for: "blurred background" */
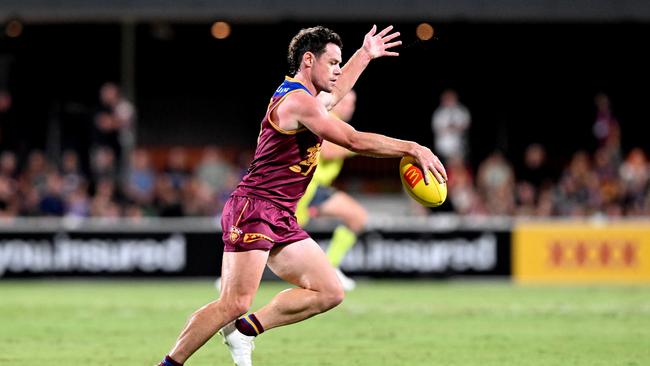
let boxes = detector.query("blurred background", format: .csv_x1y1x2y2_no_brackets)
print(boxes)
0,1,649,282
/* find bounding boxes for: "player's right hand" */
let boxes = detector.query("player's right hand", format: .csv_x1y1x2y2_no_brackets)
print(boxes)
410,144,447,185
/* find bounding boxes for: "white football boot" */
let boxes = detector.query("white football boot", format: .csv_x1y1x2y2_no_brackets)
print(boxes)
219,321,255,366
335,268,356,291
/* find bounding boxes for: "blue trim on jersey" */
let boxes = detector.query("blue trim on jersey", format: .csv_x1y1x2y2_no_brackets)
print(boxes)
273,78,312,97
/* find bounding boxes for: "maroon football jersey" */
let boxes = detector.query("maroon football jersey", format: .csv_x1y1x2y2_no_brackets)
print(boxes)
232,77,323,213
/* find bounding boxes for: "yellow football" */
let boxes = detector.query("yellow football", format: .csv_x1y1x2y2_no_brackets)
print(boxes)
399,156,447,207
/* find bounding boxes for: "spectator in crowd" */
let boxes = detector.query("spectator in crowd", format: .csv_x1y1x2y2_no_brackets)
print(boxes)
431,89,471,163
124,200,145,220
445,156,485,215
18,150,51,195
0,151,18,217
592,146,624,213
97,82,137,183
19,185,42,217
15,152,48,217
196,146,234,190
535,186,555,216
0,150,18,179
124,148,156,210
154,175,184,217
593,146,620,183
181,176,220,216
0,89,13,151
90,177,121,218
476,150,515,215
91,111,121,166
518,143,552,191
60,149,86,197
514,181,537,217
592,93,621,151
555,150,600,217
195,145,237,210
619,148,649,215
155,147,192,217
90,146,118,185
515,143,552,216
64,185,91,218
39,172,65,216
235,148,254,178
0,174,18,217
164,146,192,190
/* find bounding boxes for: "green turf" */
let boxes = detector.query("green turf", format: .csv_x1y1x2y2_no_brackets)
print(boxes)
0,279,648,365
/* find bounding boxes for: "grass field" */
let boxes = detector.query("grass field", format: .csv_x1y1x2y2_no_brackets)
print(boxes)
1,279,649,366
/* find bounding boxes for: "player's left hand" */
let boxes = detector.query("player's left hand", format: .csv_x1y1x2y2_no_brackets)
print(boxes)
362,25,401,59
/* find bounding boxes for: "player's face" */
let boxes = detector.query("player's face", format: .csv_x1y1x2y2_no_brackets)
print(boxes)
312,43,342,93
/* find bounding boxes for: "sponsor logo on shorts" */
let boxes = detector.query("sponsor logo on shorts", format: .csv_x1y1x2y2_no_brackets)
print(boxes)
243,233,274,243
229,225,243,243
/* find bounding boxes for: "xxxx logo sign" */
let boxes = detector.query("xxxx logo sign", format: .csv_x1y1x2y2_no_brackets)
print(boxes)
548,240,637,268
513,223,650,283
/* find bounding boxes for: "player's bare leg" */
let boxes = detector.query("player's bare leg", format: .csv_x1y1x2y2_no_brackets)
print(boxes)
254,238,345,330
165,250,269,364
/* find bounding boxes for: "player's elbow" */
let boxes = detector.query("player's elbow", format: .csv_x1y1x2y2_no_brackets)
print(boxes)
346,132,367,154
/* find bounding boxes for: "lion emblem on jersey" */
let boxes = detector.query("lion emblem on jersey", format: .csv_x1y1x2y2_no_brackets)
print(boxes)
289,143,321,176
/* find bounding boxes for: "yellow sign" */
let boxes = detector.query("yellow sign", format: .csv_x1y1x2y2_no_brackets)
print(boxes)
513,221,650,283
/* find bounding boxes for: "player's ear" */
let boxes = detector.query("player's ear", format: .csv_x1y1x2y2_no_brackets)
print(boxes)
303,52,314,68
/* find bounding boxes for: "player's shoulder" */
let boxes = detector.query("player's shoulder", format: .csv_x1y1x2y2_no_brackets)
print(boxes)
282,90,321,114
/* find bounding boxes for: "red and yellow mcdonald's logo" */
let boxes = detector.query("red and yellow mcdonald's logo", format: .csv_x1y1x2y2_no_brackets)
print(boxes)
403,165,423,188
513,222,650,283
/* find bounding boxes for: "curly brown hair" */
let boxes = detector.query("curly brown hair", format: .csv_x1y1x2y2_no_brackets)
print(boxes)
287,26,343,76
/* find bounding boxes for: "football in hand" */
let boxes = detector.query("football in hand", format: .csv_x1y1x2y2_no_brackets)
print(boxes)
399,156,447,207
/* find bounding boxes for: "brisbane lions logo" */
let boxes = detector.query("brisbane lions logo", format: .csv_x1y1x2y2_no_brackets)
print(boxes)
289,143,321,176
229,225,243,243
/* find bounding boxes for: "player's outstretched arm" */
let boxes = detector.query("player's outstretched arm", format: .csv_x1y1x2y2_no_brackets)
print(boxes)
343,130,446,184
285,93,446,184
318,25,401,110
320,140,354,160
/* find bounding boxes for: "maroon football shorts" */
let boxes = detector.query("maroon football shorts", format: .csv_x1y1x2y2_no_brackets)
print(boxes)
221,195,310,252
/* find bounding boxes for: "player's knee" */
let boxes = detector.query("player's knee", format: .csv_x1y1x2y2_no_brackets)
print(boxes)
344,206,367,233
222,296,253,319
233,297,254,316
350,209,367,232
319,285,345,312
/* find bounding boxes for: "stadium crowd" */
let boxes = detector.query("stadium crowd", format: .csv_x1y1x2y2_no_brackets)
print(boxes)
436,91,649,217
0,85,648,219
1,140,647,219
0,145,245,219
443,143,650,217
